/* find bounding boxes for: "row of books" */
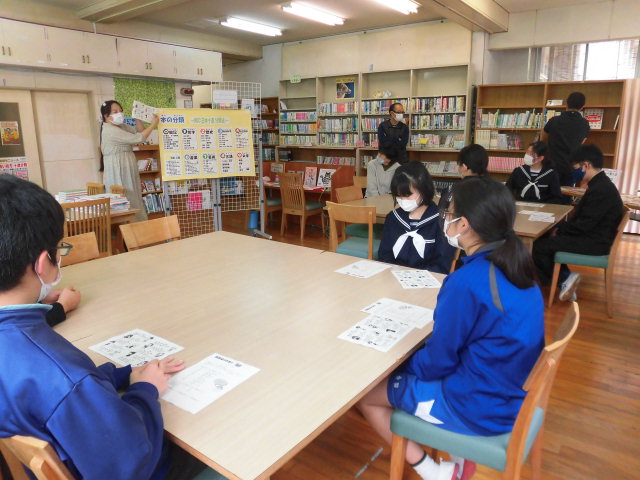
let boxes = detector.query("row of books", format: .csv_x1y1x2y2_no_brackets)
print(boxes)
143,193,166,214
361,155,374,169
475,130,527,150
254,119,278,129
410,113,466,130
280,111,317,122
488,156,525,172
280,136,314,146
140,178,161,193
361,133,379,147
361,117,384,132
476,109,542,129
318,102,358,115
361,99,409,115
412,96,466,113
261,132,278,144
280,123,317,133
318,133,358,146
410,133,465,149
262,147,276,161
318,117,358,132
424,161,460,177
316,155,357,167
137,157,159,171
433,180,455,195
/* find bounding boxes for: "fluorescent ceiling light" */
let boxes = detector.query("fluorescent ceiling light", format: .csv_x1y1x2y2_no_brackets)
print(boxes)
220,17,282,37
282,2,344,26
372,0,420,15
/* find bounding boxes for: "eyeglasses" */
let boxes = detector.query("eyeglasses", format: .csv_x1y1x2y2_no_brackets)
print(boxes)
56,242,73,257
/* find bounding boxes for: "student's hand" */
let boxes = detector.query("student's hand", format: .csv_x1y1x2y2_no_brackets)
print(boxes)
150,114,159,128
158,357,185,375
41,289,62,305
130,360,171,395
57,286,81,312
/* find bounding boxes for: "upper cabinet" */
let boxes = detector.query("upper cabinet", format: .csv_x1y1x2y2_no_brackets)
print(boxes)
46,27,118,73
174,46,222,82
0,19,48,67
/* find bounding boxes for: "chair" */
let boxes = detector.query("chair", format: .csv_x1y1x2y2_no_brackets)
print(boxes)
389,302,580,480
547,207,630,317
327,201,380,260
279,172,325,240
60,232,100,267
61,199,111,258
0,435,74,480
86,182,105,195
449,248,461,274
335,185,384,240
109,185,125,195
353,175,367,190
119,215,181,251
264,182,282,224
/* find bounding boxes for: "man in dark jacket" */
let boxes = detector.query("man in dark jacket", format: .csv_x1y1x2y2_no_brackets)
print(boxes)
532,144,623,301
378,102,409,164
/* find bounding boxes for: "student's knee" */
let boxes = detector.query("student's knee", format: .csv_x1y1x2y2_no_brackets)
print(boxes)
359,377,391,409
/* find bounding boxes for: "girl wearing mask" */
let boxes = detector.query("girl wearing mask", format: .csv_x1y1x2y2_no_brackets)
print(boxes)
100,100,159,221
506,141,562,204
365,146,401,197
360,176,544,480
378,161,454,274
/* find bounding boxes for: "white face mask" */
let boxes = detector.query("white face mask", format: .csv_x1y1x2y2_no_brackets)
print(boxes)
444,217,462,249
377,156,385,165
523,154,534,166
397,197,419,213
36,256,62,303
111,112,125,125
394,113,404,122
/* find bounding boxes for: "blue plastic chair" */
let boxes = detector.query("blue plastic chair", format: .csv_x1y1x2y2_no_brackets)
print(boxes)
389,303,580,480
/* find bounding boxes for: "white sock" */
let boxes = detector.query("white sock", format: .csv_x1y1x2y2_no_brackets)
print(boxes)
413,454,456,480
449,455,464,479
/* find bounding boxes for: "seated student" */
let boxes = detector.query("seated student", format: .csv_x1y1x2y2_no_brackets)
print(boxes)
533,144,623,301
378,161,454,274
43,286,81,327
365,146,401,197
506,141,562,204
359,177,544,480
437,143,488,212
0,176,219,480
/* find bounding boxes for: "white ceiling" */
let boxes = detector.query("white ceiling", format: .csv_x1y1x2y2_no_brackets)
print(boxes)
494,0,606,13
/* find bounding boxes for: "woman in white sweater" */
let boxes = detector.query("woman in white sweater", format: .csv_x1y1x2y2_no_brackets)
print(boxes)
365,146,401,197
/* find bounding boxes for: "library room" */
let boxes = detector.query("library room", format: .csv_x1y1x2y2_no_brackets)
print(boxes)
0,1,639,479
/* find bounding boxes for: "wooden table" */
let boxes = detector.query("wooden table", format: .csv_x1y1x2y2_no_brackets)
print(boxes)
56,232,441,480
562,186,640,211
343,193,395,223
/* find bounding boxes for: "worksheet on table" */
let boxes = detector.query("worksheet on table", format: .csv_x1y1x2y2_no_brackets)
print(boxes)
361,298,434,329
89,329,184,367
335,260,391,279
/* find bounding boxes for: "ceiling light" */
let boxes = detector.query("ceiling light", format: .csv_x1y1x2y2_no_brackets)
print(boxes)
282,2,344,26
372,0,420,15
220,17,282,37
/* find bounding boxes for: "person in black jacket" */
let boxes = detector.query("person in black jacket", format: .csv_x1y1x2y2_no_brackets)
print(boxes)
532,144,623,301
377,102,409,164
506,141,562,204
438,144,488,212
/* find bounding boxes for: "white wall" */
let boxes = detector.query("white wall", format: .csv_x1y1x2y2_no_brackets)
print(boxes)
483,49,531,84
223,44,282,98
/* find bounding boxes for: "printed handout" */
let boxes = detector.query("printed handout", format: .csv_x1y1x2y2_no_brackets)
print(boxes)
391,270,441,289
335,260,391,279
338,315,413,352
361,297,434,329
89,329,184,367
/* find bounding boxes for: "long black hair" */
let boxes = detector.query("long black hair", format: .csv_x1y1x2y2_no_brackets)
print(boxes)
390,161,435,206
530,141,554,169
98,100,123,172
451,176,536,289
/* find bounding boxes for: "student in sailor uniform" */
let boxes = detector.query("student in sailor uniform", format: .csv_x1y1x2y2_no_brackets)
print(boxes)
438,143,488,212
506,141,562,204
378,161,455,274
359,177,545,480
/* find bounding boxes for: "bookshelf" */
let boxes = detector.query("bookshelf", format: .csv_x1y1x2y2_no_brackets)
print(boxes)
133,144,164,219
279,78,317,146
259,96,279,161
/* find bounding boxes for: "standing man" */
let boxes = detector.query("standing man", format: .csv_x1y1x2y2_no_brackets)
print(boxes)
378,102,409,164
541,91,590,187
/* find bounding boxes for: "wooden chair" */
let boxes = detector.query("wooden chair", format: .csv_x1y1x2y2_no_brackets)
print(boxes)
119,215,181,251
353,175,367,190
279,172,325,240
449,248,462,274
60,232,99,267
548,207,630,317
0,435,74,480
61,199,111,258
335,185,384,240
326,201,380,260
264,182,282,225
109,185,125,195
86,182,105,195
389,302,580,480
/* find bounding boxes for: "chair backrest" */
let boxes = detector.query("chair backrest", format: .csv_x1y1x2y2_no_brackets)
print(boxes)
0,435,74,480
109,185,125,195
61,199,111,257
86,182,105,195
280,172,305,213
119,215,181,251
504,302,580,478
352,176,367,189
335,185,363,204
326,201,376,259
60,232,100,267
607,207,630,269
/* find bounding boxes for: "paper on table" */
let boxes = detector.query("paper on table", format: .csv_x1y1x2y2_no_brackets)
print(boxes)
528,214,555,223
89,329,184,367
391,269,441,289
516,201,543,207
338,315,413,353
361,297,434,329
518,210,552,215
132,101,158,123
335,260,391,279
162,353,260,414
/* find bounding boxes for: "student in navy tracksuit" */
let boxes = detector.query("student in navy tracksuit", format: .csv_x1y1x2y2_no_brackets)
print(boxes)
360,177,545,480
378,161,455,274
506,141,562,204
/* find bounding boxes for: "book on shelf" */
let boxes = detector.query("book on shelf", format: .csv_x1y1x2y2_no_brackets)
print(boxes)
424,161,459,176
140,179,156,193
318,102,357,115
410,113,466,130
476,108,541,128
280,123,317,133
361,155,374,170
280,135,314,146
543,109,561,124
143,193,165,214
360,98,408,115
318,117,357,132
433,180,455,195
317,155,356,167
304,167,318,186
280,111,316,122
410,133,465,149
137,157,158,171
412,96,466,113
318,133,357,146
317,168,336,188
487,156,525,171
613,115,620,130
360,117,384,131
582,108,604,130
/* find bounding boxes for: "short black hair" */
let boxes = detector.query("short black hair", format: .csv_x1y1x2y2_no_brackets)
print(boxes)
457,144,488,175
389,102,404,113
379,146,399,165
530,141,553,169
0,176,64,291
566,92,586,110
570,144,604,169
390,161,435,205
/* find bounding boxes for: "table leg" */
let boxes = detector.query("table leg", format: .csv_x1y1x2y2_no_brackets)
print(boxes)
521,237,534,253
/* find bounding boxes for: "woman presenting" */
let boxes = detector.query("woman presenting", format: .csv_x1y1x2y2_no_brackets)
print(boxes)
100,100,159,222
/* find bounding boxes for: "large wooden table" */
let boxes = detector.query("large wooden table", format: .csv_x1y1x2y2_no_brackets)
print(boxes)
56,232,441,480
562,186,640,210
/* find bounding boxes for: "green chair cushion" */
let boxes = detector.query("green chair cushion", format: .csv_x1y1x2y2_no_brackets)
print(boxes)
305,201,324,211
390,407,544,472
266,198,282,207
336,237,381,260
344,223,385,240
192,468,227,480
554,251,609,269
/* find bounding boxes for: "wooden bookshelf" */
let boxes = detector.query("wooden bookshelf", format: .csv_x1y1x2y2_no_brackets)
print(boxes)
132,143,164,219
